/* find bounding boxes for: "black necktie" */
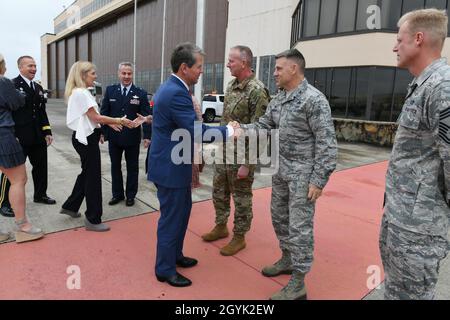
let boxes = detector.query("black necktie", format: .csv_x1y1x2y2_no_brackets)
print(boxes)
123,87,127,97
30,81,34,91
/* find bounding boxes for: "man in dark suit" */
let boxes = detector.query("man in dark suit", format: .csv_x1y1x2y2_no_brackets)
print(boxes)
101,62,151,207
0,56,55,217
148,43,234,287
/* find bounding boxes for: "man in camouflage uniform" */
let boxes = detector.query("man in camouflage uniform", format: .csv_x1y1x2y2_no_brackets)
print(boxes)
380,8,450,300
234,49,337,300
201,45,270,256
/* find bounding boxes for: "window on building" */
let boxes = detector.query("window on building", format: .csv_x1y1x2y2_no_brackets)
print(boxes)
330,68,351,118
348,67,370,119
319,0,338,35
259,55,277,95
314,68,332,100
215,63,224,93
303,0,320,37
304,69,315,84
371,67,395,121
425,0,447,9
380,0,403,30
337,0,357,33
252,57,257,73
356,0,379,30
402,0,426,15
392,69,414,122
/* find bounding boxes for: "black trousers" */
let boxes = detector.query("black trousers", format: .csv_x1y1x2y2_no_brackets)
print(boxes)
0,143,48,206
62,130,103,224
108,142,140,200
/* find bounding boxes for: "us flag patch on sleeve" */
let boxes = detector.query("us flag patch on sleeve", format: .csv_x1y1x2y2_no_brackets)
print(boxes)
439,107,450,145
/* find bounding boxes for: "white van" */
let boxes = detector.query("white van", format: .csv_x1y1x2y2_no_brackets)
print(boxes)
202,94,224,123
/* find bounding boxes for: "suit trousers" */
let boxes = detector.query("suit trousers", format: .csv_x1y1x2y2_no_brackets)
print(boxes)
155,184,192,277
0,143,48,204
108,142,140,200
62,130,103,224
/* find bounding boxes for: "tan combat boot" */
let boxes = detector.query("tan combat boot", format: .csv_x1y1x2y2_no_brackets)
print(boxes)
201,224,229,242
220,234,246,256
270,271,307,300
261,250,293,277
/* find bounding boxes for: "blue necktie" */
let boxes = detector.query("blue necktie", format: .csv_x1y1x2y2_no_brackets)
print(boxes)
122,87,127,97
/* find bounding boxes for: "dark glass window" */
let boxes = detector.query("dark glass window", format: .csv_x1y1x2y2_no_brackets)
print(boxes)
330,68,351,118
314,68,332,100
304,69,315,85
392,69,414,122
259,55,277,95
303,0,320,37
203,95,217,102
402,0,426,15
252,57,257,73
319,0,338,35
356,0,379,31
371,68,395,121
380,0,403,30
219,96,224,102
337,0,357,33
348,67,370,119
425,0,447,9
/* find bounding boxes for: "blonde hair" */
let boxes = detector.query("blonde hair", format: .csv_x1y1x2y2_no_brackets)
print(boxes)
0,53,5,75
398,8,448,49
65,61,96,100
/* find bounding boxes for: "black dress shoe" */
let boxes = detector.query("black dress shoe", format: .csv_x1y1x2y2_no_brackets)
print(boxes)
108,198,124,206
0,206,14,218
176,257,198,268
156,272,192,287
34,196,56,205
126,198,135,207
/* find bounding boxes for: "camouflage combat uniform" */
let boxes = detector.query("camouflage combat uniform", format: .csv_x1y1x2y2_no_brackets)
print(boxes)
381,58,450,300
212,74,269,236
241,78,337,273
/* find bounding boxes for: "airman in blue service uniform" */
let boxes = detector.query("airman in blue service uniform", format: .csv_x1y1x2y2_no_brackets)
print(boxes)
100,62,151,207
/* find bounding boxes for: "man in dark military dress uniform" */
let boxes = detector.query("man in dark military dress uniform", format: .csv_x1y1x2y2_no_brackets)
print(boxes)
0,56,55,218
101,62,151,207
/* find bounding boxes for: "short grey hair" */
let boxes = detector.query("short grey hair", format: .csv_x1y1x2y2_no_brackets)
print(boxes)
171,42,205,73
118,62,134,71
398,8,448,49
231,45,253,68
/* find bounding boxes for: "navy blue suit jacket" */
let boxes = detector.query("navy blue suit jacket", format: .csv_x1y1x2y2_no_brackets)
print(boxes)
148,75,227,188
100,83,151,146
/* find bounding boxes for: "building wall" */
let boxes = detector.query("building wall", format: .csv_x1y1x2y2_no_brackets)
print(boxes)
46,0,227,98
40,34,56,89
224,0,298,88
294,32,450,69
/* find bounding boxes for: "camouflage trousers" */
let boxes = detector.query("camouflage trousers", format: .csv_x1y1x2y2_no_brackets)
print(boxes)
271,174,315,274
212,164,255,236
379,214,448,300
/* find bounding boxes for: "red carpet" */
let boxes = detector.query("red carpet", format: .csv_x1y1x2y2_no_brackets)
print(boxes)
0,161,387,300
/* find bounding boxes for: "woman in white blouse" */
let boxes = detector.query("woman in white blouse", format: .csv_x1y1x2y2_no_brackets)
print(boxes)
61,61,135,232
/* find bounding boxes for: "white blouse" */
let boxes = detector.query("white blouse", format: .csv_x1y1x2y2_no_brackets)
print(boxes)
66,88,101,145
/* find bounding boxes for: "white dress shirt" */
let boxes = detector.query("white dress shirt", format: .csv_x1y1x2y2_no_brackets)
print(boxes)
66,88,101,145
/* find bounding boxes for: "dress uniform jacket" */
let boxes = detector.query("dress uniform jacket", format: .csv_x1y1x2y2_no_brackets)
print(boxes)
12,76,52,146
101,84,151,145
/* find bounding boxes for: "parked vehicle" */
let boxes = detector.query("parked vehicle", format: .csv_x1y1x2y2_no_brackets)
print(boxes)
202,94,224,123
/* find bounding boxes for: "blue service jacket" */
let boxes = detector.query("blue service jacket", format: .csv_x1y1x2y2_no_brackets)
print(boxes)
101,83,151,146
